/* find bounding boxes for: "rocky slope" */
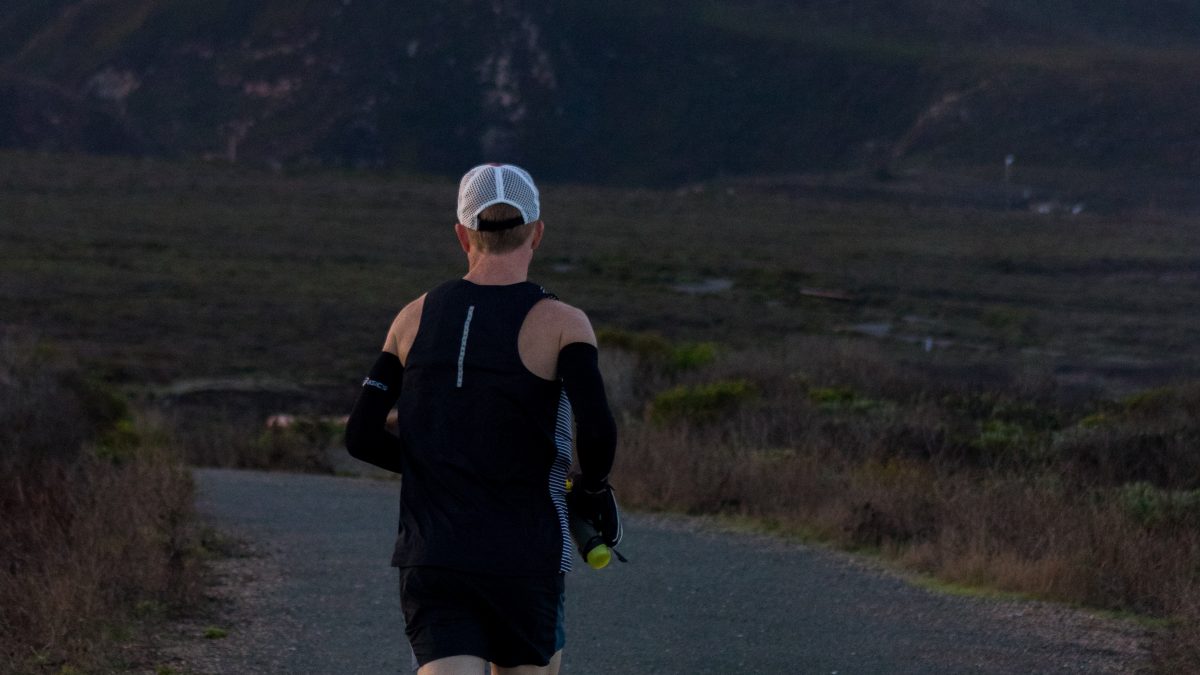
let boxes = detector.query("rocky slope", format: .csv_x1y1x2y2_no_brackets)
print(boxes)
3,0,1200,183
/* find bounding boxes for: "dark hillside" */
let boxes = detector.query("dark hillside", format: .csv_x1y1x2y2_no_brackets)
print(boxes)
2,0,1200,183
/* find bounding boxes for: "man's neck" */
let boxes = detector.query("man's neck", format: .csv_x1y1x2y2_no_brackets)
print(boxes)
462,251,531,286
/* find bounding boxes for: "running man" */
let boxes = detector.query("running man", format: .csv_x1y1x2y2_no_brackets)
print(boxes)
345,164,619,675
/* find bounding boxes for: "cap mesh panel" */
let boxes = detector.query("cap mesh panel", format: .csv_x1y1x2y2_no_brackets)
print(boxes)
456,164,540,229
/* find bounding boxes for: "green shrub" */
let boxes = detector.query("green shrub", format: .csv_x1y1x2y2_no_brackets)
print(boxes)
94,416,143,463
597,328,671,360
940,391,1001,420
973,419,1030,452
649,379,757,425
597,328,717,373
1077,412,1110,429
808,386,880,413
0,338,140,468
1093,383,1200,424
968,419,1051,469
1053,425,1200,489
1117,482,1200,529
668,341,718,371
989,399,1060,432
1119,387,1176,415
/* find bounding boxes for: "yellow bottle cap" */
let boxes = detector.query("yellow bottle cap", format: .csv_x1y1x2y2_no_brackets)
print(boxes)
586,544,611,569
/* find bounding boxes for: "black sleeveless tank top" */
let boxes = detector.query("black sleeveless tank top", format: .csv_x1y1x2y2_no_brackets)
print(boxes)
391,279,575,575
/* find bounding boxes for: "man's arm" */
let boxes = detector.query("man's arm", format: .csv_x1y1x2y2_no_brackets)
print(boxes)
344,351,405,473
343,297,424,474
555,305,621,547
555,306,616,490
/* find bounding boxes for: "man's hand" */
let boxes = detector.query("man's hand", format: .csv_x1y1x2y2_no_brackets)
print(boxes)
568,478,622,548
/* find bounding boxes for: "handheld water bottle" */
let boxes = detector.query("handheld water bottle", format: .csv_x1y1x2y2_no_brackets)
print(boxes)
565,478,612,569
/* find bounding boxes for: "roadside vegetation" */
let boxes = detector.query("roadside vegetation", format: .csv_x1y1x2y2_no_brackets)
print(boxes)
603,330,1200,672
0,335,204,673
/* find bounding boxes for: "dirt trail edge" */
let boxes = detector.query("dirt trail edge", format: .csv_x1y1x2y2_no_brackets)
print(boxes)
165,468,1151,674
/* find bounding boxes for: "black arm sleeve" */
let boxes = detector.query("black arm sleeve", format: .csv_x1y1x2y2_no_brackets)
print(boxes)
558,342,617,489
344,351,405,474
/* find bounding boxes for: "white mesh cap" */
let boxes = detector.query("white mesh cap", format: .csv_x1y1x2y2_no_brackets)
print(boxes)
456,163,541,231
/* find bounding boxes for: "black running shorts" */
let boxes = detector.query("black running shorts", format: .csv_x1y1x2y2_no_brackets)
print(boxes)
399,566,565,668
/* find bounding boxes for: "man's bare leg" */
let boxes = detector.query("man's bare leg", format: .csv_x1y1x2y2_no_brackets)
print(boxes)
419,655,489,675
493,650,562,675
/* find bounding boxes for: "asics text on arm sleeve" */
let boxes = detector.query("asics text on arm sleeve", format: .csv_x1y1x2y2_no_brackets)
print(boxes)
557,342,616,489
344,351,405,474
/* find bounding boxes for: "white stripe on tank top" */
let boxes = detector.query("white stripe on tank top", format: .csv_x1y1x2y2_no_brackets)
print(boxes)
550,389,574,573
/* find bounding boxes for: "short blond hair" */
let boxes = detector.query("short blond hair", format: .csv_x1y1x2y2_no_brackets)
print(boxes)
467,203,537,254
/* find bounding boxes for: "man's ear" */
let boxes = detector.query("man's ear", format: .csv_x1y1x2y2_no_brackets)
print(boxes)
530,220,545,250
454,223,472,253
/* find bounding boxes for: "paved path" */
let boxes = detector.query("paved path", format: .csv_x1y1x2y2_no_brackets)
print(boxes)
182,468,1149,674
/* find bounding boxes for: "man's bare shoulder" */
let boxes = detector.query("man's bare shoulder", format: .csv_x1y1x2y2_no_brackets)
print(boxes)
528,298,596,348
383,293,427,358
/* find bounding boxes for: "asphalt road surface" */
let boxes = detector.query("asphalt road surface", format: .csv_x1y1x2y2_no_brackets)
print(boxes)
185,468,1148,674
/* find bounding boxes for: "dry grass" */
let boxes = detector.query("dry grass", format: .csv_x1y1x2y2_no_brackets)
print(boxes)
0,336,203,673
605,334,1200,672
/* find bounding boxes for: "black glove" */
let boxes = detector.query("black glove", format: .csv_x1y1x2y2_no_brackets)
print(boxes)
568,476,623,549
